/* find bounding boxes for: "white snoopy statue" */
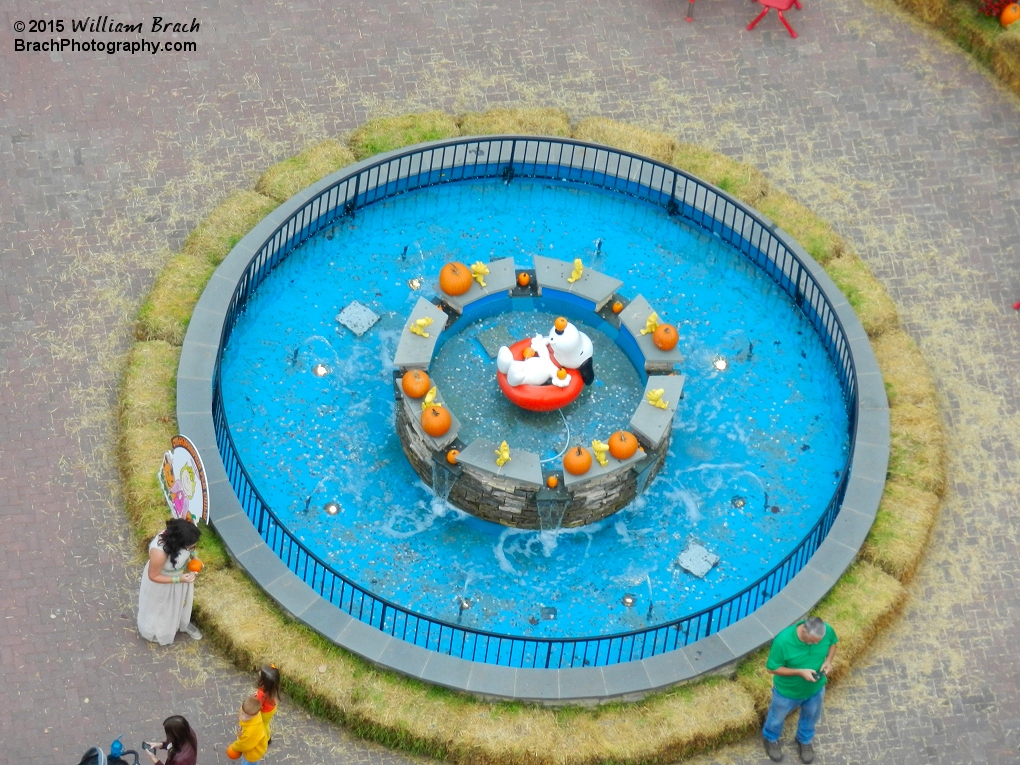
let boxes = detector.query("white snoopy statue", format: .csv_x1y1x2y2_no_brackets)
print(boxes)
497,317,595,388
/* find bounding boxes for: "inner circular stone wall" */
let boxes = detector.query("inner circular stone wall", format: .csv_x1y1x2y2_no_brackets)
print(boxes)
181,136,889,700
392,278,683,530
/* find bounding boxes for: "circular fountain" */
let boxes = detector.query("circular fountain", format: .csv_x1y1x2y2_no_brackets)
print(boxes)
180,137,888,701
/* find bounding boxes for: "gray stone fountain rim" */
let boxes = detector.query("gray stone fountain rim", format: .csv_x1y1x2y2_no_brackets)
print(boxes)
177,135,889,703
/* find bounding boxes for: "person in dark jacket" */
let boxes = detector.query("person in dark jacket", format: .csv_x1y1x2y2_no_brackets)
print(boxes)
144,715,197,765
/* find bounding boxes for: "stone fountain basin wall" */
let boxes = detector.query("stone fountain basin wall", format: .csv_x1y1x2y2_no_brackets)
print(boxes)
395,388,672,529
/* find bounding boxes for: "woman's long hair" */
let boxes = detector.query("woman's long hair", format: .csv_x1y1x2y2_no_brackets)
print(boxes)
259,664,281,702
159,518,201,568
162,715,194,754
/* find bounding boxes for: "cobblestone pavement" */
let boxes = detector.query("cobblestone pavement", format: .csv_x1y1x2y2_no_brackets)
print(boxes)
2,0,1019,762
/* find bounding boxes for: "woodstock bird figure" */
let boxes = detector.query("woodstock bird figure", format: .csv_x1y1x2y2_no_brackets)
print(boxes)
409,316,434,337
591,439,610,467
470,261,489,288
646,388,669,410
494,440,511,467
640,312,660,336
421,385,438,411
567,258,584,284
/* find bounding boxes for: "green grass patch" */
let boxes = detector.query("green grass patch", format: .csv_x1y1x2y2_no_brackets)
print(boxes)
135,250,217,345
347,111,460,161
136,191,279,345
946,0,1003,65
255,139,356,203
671,143,771,206
180,190,279,266
458,107,572,137
822,255,900,338
757,192,848,266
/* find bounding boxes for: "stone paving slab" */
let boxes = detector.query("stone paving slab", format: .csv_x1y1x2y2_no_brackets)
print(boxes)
2,0,1020,762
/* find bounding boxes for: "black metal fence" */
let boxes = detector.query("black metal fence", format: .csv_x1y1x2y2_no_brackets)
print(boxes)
211,137,858,669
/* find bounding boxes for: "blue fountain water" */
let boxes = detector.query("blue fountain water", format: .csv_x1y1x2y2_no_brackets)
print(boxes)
219,178,849,640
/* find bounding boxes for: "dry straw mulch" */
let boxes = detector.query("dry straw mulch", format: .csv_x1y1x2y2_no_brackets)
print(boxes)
571,117,679,165
459,107,572,137
120,113,947,764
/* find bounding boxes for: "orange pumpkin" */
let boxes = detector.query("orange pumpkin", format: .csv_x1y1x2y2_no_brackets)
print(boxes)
402,369,431,398
226,746,242,760
652,323,679,351
439,262,473,296
188,558,204,573
1002,3,1020,25
554,316,568,332
611,300,624,314
517,272,531,287
563,446,592,476
421,405,451,437
446,449,460,464
608,431,639,460
546,475,559,489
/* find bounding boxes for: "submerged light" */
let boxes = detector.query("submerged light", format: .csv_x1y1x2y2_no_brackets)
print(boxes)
622,594,636,607
713,356,728,371
324,502,340,515
313,363,329,377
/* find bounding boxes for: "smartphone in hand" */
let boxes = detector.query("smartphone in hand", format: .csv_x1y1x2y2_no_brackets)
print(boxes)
141,742,155,753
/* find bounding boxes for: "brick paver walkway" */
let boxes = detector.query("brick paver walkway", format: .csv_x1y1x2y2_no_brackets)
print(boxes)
2,0,1018,762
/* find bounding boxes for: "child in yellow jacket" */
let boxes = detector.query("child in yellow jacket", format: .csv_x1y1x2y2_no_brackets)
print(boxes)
226,695,268,762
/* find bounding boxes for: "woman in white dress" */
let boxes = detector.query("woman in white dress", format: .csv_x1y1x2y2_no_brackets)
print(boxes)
137,518,202,645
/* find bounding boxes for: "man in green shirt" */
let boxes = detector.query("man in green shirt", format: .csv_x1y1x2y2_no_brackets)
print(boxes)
762,616,838,763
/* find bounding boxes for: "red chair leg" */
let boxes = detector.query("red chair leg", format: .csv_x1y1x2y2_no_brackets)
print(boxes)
747,7,770,30
792,0,802,8
776,9,798,37
686,0,695,22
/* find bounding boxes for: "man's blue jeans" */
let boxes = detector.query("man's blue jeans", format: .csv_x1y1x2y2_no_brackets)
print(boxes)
762,686,825,744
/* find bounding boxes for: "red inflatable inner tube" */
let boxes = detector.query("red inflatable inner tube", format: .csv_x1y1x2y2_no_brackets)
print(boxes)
496,338,584,412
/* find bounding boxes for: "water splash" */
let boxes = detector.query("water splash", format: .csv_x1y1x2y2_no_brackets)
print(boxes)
536,496,569,530
430,460,459,501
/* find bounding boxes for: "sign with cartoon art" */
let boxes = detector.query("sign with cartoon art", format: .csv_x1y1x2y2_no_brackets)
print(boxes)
158,434,209,524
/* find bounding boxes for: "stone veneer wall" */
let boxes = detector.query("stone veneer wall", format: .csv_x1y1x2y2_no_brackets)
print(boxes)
560,436,670,528
395,399,669,529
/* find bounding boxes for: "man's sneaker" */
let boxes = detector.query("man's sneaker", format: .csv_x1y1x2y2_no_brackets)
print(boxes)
798,741,815,764
763,737,783,762
184,622,203,640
